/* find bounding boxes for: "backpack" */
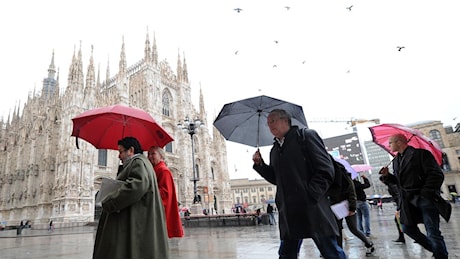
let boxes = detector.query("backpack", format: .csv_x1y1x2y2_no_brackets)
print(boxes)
296,128,352,204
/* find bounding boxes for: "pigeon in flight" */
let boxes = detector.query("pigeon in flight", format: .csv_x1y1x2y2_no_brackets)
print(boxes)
302,60,306,64
234,8,242,13
235,50,239,55
285,6,290,10
273,65,277,68
346,5,353,11
397,46,405,51
274,40,279,44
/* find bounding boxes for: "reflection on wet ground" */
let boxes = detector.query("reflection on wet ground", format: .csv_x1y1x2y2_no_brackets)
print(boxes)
1,203,460,258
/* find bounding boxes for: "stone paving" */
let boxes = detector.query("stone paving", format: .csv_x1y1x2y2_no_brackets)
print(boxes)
1,203,460,258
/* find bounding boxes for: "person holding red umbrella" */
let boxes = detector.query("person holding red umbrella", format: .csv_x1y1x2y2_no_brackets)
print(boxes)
93,137,169,258
379,133,448,259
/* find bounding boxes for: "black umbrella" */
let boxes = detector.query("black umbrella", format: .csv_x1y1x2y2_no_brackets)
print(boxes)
213,95,308,147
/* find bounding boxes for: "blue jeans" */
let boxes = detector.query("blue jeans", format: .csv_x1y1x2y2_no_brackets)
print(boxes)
356,200,371,236
402,197,448,259
279,236,346,259
268,213,276,225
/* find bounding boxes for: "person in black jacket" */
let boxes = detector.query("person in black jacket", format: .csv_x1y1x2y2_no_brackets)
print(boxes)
380,174,405,243
379,133,448,258
353,175,372,237
252,109,345,259
330,170,375,256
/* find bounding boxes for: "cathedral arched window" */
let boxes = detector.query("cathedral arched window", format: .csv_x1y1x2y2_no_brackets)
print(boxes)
162,91,172,116
165,142,172,153
429,129,444,148
195,164,200,180
98,149,107,166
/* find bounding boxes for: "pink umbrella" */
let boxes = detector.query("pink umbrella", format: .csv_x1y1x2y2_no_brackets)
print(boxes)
369,123,443,166
351,164,373,173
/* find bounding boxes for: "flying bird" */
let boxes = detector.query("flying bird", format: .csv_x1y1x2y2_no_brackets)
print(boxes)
274,40,279,44
302,60,306,64
273,65,277,68
235,50,239,55
234,8,242,13
285,6,290,10
346,5,353,11
397,46,405,51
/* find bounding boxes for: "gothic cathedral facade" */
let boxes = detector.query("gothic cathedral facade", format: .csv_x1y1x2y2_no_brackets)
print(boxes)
0,32,233,224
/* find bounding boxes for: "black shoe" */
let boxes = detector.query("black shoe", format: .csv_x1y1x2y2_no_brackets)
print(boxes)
393,238,405,243
365,243,375,256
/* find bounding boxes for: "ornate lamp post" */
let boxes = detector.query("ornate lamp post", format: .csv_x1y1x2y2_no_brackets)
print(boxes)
178,116,204,206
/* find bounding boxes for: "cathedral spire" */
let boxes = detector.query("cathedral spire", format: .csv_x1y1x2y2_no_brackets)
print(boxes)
67,45,77,84
77,41,84,86
199,83,207,125
177,50,182,82
96,63,101,89
119,36,127,76
152,32,158,66
48,49,56,79
183,52,189,83
42,51,58,100
84,45,96,108
105,56,110,87
144,27,151,63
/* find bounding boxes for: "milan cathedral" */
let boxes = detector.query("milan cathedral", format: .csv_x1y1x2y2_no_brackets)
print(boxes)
0,32,233,225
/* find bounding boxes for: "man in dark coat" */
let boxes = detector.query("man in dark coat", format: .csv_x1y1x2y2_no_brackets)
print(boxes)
252,109,346,259
379,133,448,258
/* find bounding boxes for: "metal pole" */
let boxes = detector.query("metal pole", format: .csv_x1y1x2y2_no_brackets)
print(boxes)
190,126,198,204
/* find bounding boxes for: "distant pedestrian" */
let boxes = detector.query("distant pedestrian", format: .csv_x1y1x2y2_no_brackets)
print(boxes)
48,220,54,232
267,204,276,225
354,175,372,237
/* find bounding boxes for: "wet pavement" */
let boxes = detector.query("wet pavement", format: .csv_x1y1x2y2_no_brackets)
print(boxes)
1,203,460,258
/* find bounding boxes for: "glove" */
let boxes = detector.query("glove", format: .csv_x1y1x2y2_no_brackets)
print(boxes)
420,189,434,200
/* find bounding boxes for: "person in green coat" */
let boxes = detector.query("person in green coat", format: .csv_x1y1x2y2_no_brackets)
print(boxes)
93,137,169,259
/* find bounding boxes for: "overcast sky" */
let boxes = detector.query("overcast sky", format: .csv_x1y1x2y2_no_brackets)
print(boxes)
1,0,459,179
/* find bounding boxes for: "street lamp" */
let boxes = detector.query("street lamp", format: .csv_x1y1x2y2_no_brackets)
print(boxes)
178,116,204,205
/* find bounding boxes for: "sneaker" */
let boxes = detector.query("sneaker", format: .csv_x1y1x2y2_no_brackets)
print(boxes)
365,243,375,256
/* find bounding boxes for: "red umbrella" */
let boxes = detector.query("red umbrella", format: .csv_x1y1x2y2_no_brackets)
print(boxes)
351,164,373,173
71,104,174,150
368,123,443,166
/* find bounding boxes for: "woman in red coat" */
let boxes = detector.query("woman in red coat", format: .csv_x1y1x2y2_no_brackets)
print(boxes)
148,146,184,238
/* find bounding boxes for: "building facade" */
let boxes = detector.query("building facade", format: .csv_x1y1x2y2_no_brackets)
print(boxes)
229,178,276,212
0,32,233,225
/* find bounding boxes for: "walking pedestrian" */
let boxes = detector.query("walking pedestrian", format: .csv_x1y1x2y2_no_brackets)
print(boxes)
148,146,184,238
252,109,346,259
93,137,169,258
329,169,375,256
379,133,448,258
354,175,372,237
48,220,54,232
267,203,276,225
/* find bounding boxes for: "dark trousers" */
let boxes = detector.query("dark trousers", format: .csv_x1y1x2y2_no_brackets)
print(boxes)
337,214,372,248
402,197,448,259
279,236,346,259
